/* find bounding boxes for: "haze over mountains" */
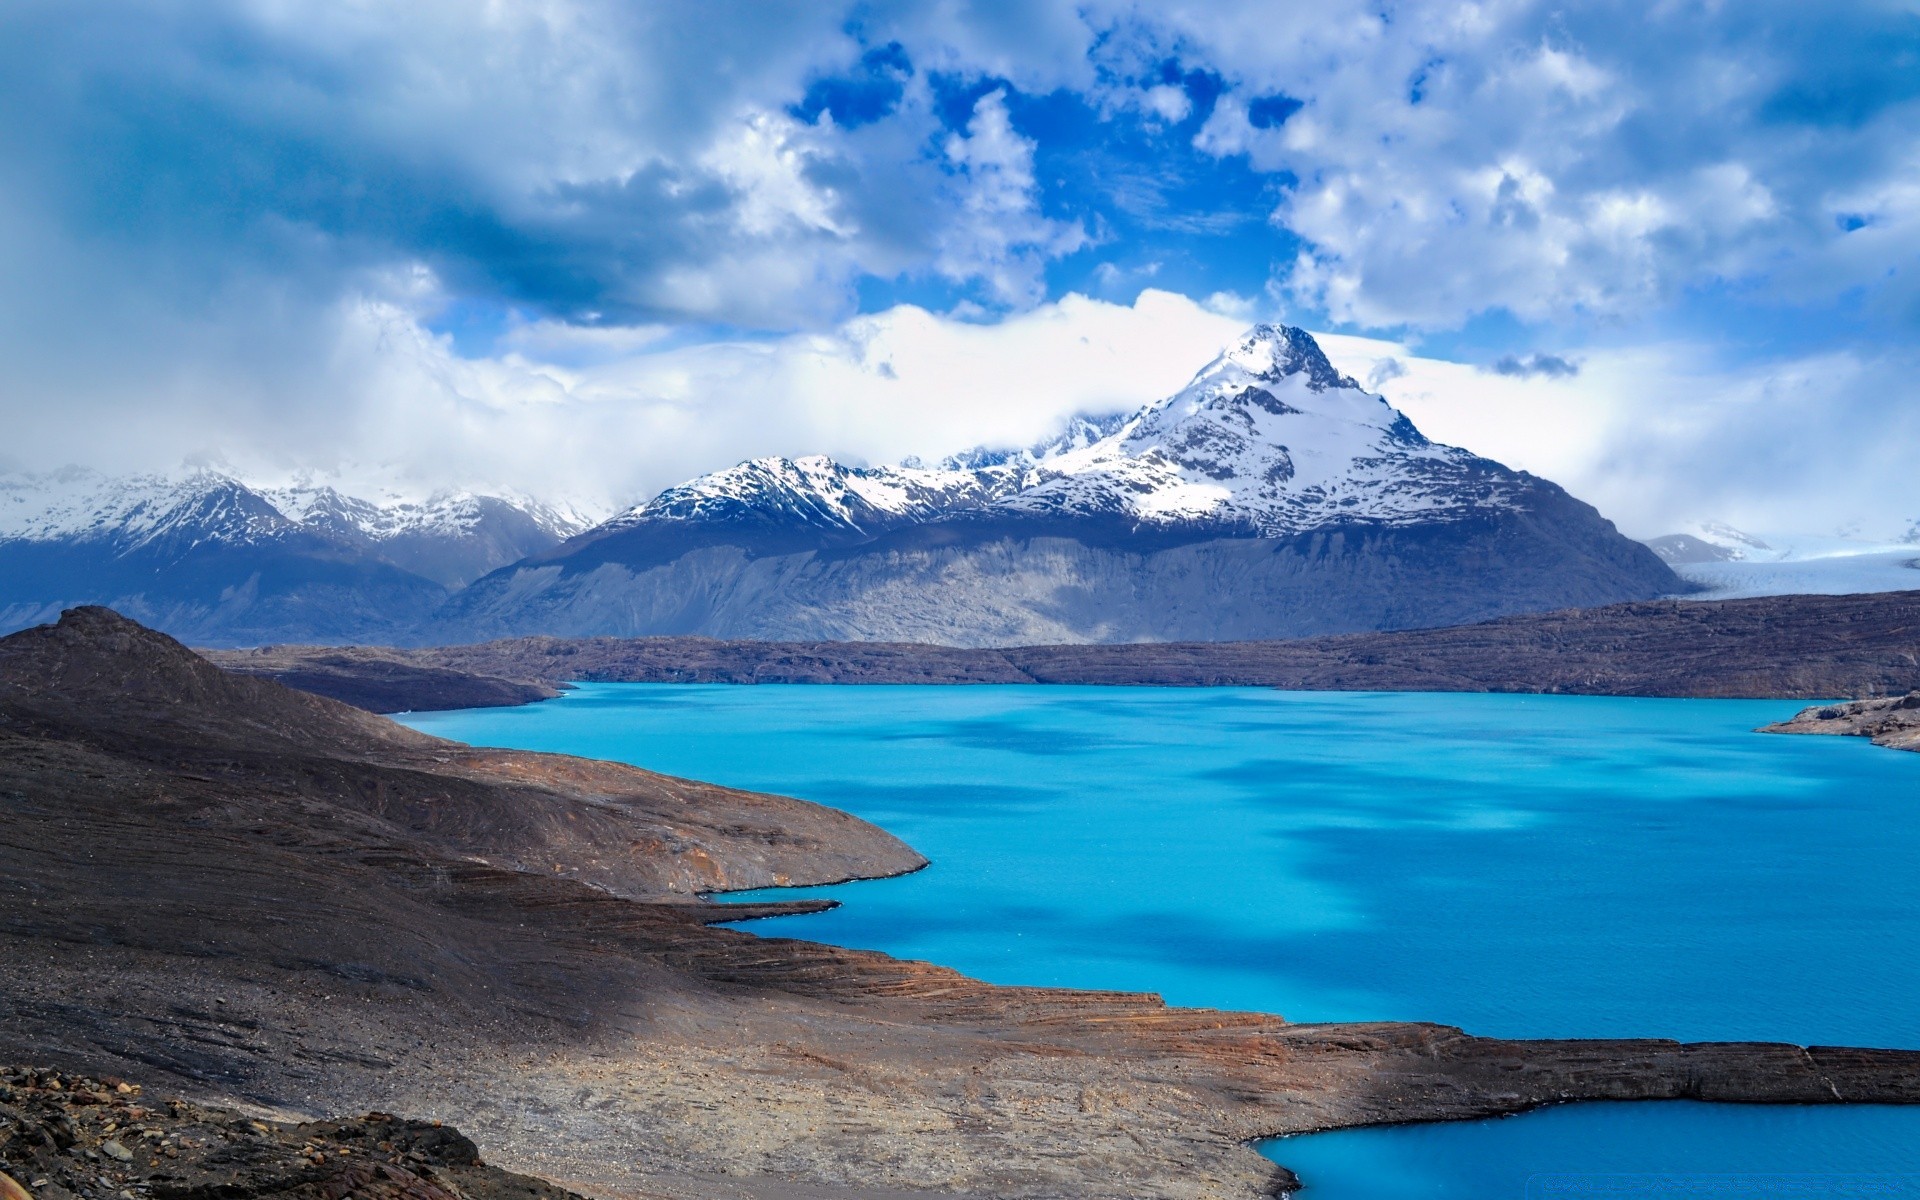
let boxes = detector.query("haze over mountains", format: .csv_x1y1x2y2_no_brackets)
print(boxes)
4,326,1688,646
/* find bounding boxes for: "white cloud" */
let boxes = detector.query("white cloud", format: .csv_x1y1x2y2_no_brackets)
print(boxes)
5,288,1243,511
1126,0,1920,327
1317,332,1920,540
935,89,1088,305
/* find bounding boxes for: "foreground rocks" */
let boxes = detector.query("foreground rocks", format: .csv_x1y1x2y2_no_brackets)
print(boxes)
1766,692,1920,752
207,590,1920,713
0,1067,577,1200
9,608,1920,1200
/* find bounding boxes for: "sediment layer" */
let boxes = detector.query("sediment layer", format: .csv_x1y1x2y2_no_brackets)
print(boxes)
10,608,1920,1200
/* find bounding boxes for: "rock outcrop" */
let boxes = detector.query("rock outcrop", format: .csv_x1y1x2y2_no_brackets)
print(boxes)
1765,691,1920,752
0,1067,579,1200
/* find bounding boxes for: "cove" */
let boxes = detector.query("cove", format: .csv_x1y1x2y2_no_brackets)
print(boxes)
400,685,1920,1197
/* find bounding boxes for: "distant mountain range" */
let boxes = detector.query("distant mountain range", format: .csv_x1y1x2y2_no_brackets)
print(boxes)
0,469,587,644
2,326,1685,646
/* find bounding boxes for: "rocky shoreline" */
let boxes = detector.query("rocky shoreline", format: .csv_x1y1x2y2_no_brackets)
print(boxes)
9,608,1920,1199
206,590,1920,713
1766,691,1920,752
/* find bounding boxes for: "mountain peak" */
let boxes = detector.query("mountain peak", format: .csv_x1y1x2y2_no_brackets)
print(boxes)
1213,324,1357,393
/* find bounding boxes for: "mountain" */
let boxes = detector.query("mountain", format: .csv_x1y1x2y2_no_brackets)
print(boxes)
260,484,592,587
435,325,1683,645
1642,521,1775,565
0,468,584,645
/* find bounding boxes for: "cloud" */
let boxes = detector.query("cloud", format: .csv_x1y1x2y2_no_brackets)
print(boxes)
0,289,1246,512
935,89,1088,305
1100,0,1920,328
1317,333,1920,541
1488,354,1580,379
0,0,1915,548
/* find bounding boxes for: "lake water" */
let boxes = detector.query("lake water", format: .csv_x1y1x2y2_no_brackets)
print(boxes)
400,685,1920,1197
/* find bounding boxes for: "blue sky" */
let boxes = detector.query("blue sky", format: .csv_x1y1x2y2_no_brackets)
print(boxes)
0,1,1917,534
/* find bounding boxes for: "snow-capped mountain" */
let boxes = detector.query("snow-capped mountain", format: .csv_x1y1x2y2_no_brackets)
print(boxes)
588,456,1018,548
260,484,591,587
1641,521,1775,565
0,469,585,643
437,325,1682,646
0,467,292,550
1642,521,1920,599
988,325,1523,533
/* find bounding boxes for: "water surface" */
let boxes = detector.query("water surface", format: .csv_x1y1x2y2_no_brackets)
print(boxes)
401,685,1920,1197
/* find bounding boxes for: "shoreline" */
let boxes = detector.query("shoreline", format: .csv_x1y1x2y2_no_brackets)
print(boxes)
203,589,1920,715
7,608,1920,1200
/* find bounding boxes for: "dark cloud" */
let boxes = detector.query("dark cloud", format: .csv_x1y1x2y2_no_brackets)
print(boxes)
1489,353,1580,379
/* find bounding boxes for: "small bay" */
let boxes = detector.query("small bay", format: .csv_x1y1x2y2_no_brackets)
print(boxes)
401,684,1920,1196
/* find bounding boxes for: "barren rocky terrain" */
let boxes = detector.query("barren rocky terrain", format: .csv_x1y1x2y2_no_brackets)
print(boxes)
0,1066,580,1200
1766,691,1920,752
207,590,1920,712
11,608,1920,1200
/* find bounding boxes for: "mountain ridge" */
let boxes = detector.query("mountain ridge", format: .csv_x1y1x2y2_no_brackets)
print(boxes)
0,468,589,644
434,324,1681,646
3,326,1684,647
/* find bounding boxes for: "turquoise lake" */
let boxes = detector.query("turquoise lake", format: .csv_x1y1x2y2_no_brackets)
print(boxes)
400,685,1920,1197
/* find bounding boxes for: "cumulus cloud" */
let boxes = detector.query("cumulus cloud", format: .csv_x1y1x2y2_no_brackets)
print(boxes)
1151,0,1920,327
1,0,1916,545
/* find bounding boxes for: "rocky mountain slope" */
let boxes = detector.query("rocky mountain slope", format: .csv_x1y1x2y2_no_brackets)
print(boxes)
0,470,585,645
436,326,1682,645
8,608,1920,1200
206,589,1920,711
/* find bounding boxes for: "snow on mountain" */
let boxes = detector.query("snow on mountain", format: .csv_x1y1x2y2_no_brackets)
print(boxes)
602,324,1532,546
262,484,592,545
597,455,1024,542
0,467,293,550
935,411,1132,471
990,325,1525,533
0,469,585,554
1641,521,1776,565
0,466,593,603
427,324,1681,646
1644,524,1920,598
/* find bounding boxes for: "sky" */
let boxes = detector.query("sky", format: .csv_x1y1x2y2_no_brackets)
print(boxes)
0,0,1917,537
